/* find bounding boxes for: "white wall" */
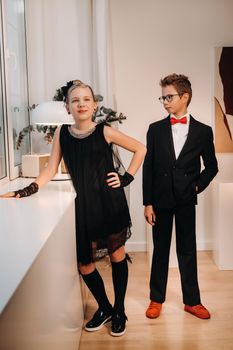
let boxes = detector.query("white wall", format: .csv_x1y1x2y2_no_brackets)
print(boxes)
110,0,233,251
25,0,233,251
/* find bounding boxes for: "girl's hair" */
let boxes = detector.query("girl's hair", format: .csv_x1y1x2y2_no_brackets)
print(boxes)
61,80,96,102
160,73,192,106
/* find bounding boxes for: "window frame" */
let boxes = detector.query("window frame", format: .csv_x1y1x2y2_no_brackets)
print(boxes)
0,2,9,186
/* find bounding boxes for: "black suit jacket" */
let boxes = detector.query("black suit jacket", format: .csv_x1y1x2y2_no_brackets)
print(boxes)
143,115,218,208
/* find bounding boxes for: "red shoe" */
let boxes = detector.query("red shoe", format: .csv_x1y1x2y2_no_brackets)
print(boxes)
145,301,162,319
184,304,211,319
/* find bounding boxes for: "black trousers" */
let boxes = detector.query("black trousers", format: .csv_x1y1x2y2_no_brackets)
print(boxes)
150,203,201,306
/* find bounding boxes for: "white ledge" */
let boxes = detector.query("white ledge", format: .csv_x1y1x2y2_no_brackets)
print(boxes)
0,178,76,313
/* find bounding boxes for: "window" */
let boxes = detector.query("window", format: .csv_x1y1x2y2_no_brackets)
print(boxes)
0,0,29,184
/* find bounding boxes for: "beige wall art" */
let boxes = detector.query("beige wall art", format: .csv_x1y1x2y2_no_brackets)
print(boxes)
215,47,233,153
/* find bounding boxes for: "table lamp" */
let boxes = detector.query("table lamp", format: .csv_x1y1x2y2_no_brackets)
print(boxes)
31,101,73,125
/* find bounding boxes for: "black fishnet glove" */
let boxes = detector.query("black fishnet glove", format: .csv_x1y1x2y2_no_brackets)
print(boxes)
119,171,134,187
14,182,39,198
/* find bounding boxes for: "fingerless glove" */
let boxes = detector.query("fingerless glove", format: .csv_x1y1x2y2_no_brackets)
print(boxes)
119,171,134,187
14,182,39,198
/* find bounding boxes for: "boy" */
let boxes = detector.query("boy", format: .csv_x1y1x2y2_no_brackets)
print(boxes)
143,74,218,319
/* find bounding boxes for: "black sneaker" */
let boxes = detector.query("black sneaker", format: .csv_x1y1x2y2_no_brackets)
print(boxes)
110,312,128,337
85,308,112,332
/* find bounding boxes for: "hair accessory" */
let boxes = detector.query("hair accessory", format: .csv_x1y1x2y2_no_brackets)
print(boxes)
59,80,83,101
53,80,102,102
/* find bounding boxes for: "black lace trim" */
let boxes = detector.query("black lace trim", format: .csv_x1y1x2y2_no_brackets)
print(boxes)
14,182,39,198
92,226,132,261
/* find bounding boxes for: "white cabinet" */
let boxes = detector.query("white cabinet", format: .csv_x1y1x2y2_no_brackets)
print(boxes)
212,181,233,270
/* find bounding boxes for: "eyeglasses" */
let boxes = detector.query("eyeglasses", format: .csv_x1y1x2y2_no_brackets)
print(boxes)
158,94,180,103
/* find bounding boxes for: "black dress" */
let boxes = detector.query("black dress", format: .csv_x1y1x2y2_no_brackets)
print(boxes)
60,122,132,265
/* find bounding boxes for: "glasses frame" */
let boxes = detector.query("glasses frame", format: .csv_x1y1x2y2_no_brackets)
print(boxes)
158,94,181,103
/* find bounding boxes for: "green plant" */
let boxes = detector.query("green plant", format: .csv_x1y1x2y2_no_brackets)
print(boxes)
15,124,57,150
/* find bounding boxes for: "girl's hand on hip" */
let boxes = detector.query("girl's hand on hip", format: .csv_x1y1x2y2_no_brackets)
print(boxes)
106,172,121,188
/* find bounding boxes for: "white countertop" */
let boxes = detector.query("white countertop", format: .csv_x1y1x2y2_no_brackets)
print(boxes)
0,178,76,313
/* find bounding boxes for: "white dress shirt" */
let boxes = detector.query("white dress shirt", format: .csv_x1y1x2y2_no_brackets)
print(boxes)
170,113,190,159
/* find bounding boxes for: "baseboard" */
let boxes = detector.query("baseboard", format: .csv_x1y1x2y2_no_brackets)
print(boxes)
196,239,213,251
126,239,212,253
125,241,147,252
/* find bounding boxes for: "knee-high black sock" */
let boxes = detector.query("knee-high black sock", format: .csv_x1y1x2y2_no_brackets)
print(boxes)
111,258,128,314
81,269,112,311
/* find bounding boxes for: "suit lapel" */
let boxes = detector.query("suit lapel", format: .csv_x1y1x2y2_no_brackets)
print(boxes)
162,116,176,163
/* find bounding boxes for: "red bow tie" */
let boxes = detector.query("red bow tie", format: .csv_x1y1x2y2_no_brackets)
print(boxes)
170,116,187,125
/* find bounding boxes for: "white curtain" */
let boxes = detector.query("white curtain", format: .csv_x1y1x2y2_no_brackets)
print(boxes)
92,0,116,108
26,0,116,153
26,0,115,108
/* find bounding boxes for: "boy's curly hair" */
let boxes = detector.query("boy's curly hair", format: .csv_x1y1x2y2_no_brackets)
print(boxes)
160,73,192,106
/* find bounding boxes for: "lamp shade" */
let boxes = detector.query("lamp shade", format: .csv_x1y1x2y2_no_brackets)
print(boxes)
31,101,74,125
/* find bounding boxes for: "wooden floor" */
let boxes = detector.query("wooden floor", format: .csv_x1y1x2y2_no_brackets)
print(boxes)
79,251,233,350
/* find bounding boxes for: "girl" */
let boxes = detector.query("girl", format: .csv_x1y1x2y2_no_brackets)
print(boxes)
1,80,146,336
